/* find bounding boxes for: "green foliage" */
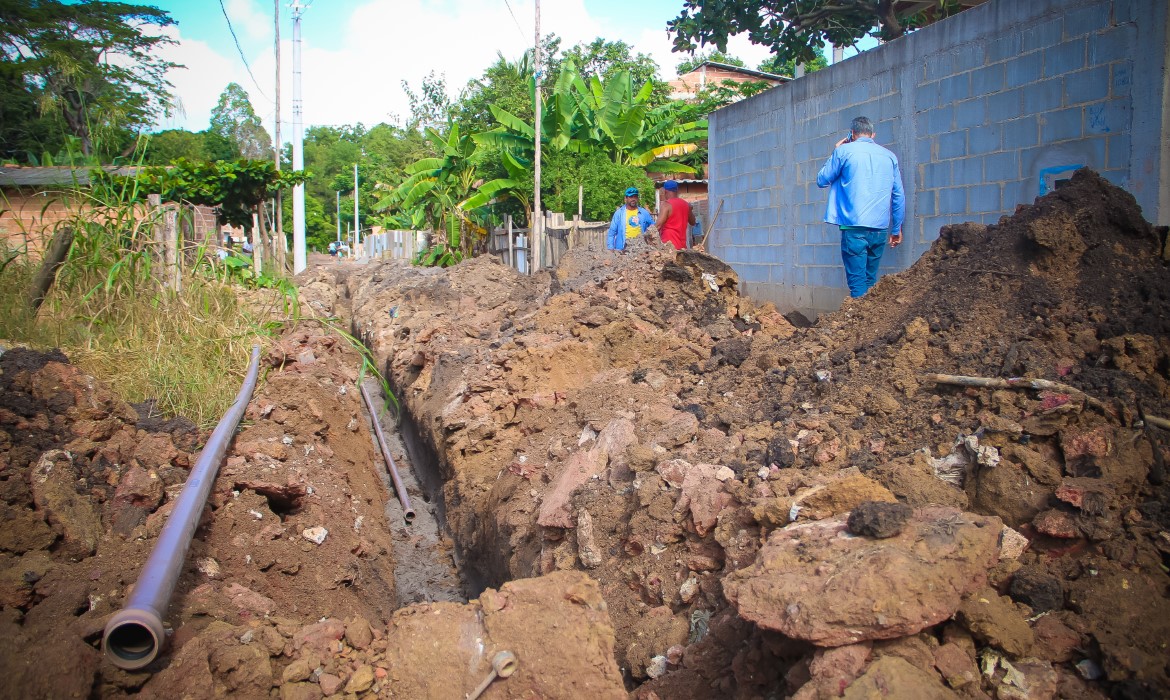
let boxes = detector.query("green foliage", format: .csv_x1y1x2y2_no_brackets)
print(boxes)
209,83,272,160
144,129,209,164
0,0,178,158
402,71,453,133
101,159,307,228
540,151,654,221
758,48,829,78
675,50,745,76
668,0,966,66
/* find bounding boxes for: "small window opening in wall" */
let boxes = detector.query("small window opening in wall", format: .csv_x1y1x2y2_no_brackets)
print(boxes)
1054,178,1072,190
1038,164,1084,196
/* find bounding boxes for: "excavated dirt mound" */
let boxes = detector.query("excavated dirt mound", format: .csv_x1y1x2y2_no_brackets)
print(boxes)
349,169,1170,698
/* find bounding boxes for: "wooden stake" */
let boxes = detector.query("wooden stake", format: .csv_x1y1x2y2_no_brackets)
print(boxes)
28,226,73,314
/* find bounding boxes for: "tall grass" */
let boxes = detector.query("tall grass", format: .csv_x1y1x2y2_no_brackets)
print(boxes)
0,156,281,428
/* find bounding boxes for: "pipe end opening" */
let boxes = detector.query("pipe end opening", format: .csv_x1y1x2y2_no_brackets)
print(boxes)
404,510,416,524
103,613,163,670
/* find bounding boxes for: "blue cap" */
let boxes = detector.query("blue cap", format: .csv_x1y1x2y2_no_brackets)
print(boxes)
663,180,679,191
624,187,639,197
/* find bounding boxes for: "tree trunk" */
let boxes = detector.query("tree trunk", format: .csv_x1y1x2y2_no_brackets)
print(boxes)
27,227,73,314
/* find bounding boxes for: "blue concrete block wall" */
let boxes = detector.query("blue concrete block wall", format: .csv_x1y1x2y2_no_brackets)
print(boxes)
707,0,1169,316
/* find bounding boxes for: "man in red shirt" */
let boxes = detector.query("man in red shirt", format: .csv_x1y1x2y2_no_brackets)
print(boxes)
655,180,697,250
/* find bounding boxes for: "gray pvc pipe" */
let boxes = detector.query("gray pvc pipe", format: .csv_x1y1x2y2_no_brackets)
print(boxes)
103,345,261,670
359,382,415,524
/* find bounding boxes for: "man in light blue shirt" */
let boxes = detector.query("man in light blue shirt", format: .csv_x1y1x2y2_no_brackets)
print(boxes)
817,116,906,297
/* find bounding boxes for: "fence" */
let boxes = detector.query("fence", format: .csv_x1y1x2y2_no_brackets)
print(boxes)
488,213,610,273
360,229,425,261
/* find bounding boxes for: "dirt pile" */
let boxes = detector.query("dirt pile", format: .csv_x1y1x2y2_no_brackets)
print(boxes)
349,169,1170,697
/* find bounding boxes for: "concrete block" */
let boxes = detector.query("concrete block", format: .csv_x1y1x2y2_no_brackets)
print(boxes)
928,105,954,134
923,160,950,184
968,123,1003,155
955,97,987,128
752,245,785,264
924,51,954,82
848,82,869,106
1088,24,1137,64
1044,38,1087,78
940,73,971,103
1085,98,1131,134
987,33,1021,63
1002,115,1039,150
953,44,984,74
1006,53,1044,88
1064,4,1111,39
1020,17,1063,54
1113,0,1139,24
916,137,934,164
969,183,1001,213
923,216,956,241
797,245,829,266
916,190,937,217
1065,65,1110,105
734,263,771,284
915,81,941,111
1111,61,1133,96
939,187,967,215
952,156,984,186
971,64,1005,95
1041,106,1084,143
1003,178,1035,211
1022,77,1063,114
984,151,1021,181
806,266,845,289
1107,133,1130,170
988,89,1023,121
939,131,967,159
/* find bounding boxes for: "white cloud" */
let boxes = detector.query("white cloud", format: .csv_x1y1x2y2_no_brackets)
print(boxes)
226,0,273,43
153,0,784,136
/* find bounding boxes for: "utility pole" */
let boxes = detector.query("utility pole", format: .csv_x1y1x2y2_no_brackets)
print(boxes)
336,191,341,243
290,0,307,274
273,0,285,273
532,0,542,273
354,163,360,249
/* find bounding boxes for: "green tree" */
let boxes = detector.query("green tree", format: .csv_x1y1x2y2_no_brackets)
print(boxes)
675,50,744,76
402,71,453,133
540,151,653,222
668,0,968,66
209,83,272,160
758,48,829,78
0,0,178,157
144,129,207,164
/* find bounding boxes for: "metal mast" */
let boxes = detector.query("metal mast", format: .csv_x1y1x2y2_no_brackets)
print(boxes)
291,0,307,273
532,0,542,273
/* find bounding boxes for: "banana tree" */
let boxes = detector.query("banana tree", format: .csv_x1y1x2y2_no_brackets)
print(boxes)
374,123,486,265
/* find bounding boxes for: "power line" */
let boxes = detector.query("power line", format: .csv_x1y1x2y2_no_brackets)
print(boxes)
501,0,527,41
218,0,272,102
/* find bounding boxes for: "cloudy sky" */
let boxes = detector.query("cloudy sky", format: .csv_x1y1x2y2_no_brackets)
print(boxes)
152,0,784,139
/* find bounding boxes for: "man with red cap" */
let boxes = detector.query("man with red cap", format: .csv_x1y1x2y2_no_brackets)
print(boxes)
655,180,696,250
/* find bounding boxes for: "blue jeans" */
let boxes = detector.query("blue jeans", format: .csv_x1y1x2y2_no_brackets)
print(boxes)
840,227,888,297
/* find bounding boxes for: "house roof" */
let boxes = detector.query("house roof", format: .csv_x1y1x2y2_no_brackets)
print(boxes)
0,165,142,188
688,61,789,83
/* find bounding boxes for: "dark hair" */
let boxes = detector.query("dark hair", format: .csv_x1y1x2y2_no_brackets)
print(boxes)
850,116,874,136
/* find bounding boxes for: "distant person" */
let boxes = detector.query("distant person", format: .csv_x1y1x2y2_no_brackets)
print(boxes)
606,186,653,251
817,116,905,297
241,240,254,255
328,241,338,256
654,180,696,250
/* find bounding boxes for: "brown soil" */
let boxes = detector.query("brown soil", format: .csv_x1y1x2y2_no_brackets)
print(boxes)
345,169,1170,698
2,169,1167,699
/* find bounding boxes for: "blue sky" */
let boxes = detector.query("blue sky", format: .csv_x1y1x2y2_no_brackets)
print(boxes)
149,1,816,136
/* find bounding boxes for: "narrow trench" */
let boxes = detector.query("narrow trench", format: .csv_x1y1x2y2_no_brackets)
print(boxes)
359,375,473,606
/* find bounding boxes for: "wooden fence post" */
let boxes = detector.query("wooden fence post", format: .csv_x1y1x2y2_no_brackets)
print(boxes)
164,203,178,291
